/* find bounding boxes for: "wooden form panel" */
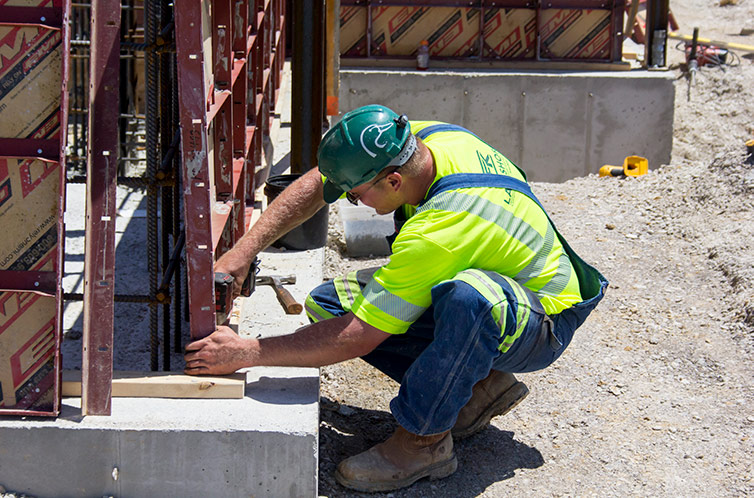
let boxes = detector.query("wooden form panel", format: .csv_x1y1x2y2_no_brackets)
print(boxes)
175,0,285,340
340,0,624,64
0,0,71,416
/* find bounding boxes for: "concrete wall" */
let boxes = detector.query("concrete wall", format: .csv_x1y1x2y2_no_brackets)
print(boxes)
339,69,675,183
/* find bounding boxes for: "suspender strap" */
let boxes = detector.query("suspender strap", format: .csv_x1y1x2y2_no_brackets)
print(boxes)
421,173,607,300
422,173,541,210
415,124,481,141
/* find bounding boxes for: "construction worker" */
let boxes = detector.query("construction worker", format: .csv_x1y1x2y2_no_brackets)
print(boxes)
184,104,608,492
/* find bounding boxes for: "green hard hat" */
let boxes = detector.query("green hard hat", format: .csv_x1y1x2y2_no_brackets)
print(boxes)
318,104,417,203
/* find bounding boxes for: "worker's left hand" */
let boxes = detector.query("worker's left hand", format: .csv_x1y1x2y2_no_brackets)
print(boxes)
184,326,256,375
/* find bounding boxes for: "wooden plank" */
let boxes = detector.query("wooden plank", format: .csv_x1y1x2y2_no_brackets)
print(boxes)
62,371,246,399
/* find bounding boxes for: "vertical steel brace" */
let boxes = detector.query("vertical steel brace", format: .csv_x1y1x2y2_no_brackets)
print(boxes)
81,0,121,415
174,0,285,338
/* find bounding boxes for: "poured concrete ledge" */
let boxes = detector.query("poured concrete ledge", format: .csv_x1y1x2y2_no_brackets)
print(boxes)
0,247,324,498
0,366,319,498
339,68,675,183
1,356,319,498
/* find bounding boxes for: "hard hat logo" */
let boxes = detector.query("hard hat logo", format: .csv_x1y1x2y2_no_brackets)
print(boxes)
317,104,412,203
360,123,394,158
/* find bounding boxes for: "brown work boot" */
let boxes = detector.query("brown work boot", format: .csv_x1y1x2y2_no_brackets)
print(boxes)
335,426,457,492
452,370,529,439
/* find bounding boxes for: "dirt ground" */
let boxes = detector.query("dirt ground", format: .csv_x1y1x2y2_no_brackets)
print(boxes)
2,3,750,498
317,3,754,497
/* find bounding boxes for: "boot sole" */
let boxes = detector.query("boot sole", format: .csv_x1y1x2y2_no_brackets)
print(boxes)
452,381,529,440
334,453,458,493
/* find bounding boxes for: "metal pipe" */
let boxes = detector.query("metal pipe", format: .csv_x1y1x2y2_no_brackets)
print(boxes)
291,0,325,174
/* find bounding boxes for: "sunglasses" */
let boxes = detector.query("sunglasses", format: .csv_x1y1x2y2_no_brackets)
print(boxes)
346,174,388,206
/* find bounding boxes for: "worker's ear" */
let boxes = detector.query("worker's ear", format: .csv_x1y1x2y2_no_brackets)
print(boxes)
385,171,402,193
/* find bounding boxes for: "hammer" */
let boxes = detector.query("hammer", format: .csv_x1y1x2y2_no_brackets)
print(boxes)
256,274,302,315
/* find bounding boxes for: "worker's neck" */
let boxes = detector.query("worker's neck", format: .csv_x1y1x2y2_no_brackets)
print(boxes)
411,148,437,205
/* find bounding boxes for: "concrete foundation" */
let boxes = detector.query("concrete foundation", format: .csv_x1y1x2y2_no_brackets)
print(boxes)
0,247,323,498
339,68,675,182
0,366,318,497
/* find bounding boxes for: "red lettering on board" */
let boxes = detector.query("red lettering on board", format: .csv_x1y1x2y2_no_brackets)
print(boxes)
20,159,57,198
10,317,55,386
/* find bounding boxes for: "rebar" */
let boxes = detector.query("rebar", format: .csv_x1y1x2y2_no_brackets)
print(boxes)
66,175,174,187
67,0,183,374
145,0,160,371
159,8,173,371
64,293,153,303
172,58,183,354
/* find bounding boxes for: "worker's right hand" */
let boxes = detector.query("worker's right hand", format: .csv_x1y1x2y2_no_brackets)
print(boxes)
184,325,256,375
214,250,253,300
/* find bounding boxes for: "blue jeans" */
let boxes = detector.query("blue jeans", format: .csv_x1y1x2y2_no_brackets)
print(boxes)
306,268,607,435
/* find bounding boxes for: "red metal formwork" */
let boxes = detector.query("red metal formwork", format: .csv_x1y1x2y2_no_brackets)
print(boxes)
0,0,71,416
340,0,624,64
80,0,121,416
174,0,285,340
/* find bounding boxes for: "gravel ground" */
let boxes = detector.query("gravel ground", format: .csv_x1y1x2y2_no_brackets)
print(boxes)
2,2,751,498
317,2,754,496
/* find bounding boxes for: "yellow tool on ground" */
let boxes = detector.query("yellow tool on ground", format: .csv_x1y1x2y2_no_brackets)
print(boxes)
599,155,649,177
669,31,754,54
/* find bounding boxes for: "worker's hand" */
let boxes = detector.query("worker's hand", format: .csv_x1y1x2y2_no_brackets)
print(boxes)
184,326,256,375
214,250,253,299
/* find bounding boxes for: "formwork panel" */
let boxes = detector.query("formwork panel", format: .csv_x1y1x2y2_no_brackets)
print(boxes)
0,0,69,416
175,0,284,338
539,8,612,59
340,1,623,64
0,26,63,139
0,292,57,413
483,8,536,59
340,5,367,56
0,158,62,415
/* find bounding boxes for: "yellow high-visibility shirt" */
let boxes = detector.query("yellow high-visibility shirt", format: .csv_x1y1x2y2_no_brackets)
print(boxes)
351,121,583,334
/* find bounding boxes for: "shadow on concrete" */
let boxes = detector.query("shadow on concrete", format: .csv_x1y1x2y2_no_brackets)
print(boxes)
317,397,544,498
63,185,190,373
270,151,291,177
244,375,319,405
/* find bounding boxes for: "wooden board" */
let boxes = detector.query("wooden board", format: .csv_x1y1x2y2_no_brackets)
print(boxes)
62,370,246,399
